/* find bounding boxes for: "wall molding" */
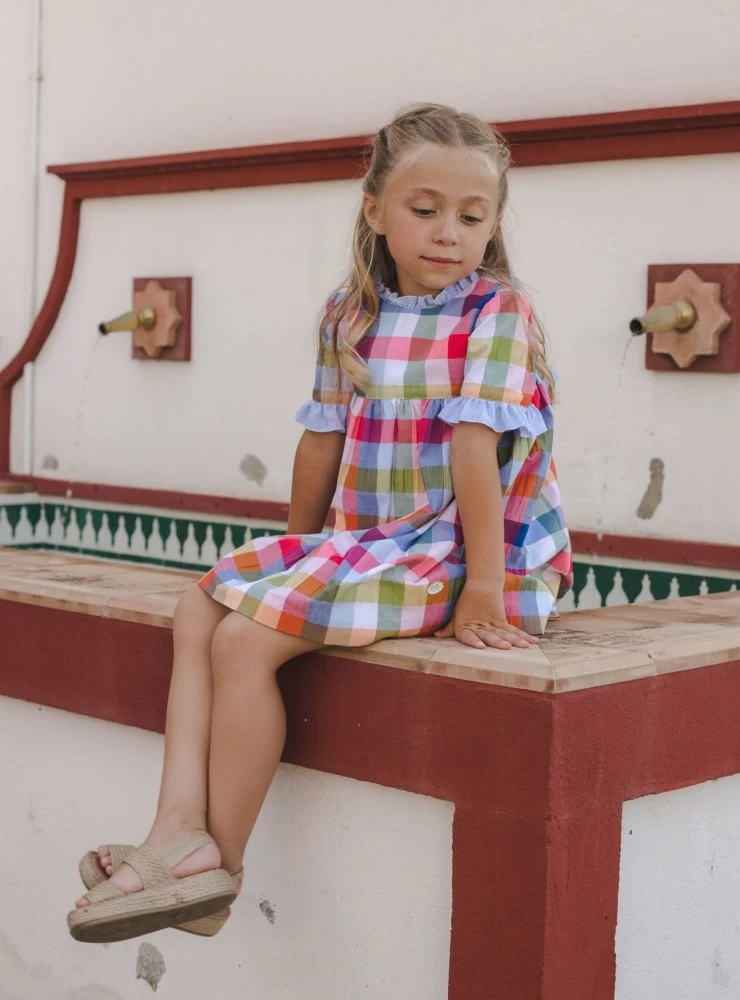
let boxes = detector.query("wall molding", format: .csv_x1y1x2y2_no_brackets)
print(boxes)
46,100,740,188
2,100,739,472
15,474,291,522
568,529,740,573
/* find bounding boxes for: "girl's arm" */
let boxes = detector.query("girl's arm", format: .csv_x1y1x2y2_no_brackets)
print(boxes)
287,429,345,534
435,422,538,650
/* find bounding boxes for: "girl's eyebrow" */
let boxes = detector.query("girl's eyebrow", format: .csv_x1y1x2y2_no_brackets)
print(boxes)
408,186,494,206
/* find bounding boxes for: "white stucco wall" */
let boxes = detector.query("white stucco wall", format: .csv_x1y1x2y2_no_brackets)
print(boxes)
2,0,740,543
616,773,740,1000
0,2,35,365
0,695,453,1000
26,153,740,542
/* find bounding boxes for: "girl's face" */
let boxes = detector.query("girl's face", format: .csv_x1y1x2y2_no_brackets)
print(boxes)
363,144,500,298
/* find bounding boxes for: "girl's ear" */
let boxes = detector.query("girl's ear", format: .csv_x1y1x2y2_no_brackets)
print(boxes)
362,193,381,231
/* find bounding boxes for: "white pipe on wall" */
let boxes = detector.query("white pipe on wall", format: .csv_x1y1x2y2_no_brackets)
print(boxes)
23,0,43,476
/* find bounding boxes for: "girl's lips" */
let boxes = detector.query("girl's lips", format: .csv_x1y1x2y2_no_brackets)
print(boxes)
423,257,459,267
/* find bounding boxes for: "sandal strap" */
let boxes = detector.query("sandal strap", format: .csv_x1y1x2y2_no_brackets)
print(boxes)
106,844,133,871
163,833,215,871
123,844,177,890
83,877,125,906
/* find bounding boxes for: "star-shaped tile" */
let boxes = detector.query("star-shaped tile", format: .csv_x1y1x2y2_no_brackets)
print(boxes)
651,268,731,369
132,280,182,359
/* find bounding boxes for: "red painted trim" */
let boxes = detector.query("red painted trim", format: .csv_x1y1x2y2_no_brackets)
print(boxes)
504,100,740,166
6,473,740,571
6,474,292,522
569,529,740,571
47,135,370,194
541,806,623,998
450,805,550,998
3,597,740,998
0,188,82,471
2,101,740,476
46,102,740,186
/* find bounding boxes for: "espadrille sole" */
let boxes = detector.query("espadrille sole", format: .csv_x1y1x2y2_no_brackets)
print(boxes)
176,909,230,936
68,869,236,943
78,847,235,937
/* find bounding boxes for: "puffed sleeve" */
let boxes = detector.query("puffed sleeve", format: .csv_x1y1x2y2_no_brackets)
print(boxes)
295,294,354,433
439,286,548,438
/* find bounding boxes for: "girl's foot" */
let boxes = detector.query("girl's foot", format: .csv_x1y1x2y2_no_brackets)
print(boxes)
97,846,119,877
75,828,220,908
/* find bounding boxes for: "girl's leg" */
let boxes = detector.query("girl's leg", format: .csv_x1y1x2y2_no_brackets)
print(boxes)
77,582,229,905
206,612,320,874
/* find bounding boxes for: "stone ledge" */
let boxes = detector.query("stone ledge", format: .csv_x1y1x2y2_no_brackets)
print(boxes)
2,547,739,693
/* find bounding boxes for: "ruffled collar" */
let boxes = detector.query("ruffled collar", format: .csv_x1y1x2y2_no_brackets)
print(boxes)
376,270,479,310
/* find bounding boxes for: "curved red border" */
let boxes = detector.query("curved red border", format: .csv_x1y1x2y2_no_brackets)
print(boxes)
0,187,82,470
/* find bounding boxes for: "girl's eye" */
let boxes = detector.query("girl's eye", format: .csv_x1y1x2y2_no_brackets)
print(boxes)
412,208,483,224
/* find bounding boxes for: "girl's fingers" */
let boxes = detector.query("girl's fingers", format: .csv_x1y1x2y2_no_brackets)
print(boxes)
501,624,539,644
456,626,487,649
461,627,512,650
459,627,535,649
446,623,539,651
502,631,534,648
479,630,515,649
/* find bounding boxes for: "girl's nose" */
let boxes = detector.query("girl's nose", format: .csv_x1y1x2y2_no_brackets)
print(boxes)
432,214,459,245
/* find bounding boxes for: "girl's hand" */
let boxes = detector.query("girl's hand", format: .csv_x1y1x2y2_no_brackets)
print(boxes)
434,581,540,650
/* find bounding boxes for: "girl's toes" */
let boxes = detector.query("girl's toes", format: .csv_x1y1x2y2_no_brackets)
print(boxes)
75,896,91,909
105,865,113,875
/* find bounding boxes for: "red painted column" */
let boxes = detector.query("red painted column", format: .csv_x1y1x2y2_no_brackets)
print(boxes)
541,807,623,999
449,806,550,999
539,665,740,1000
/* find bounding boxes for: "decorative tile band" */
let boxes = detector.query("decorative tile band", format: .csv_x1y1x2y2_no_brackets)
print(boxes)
1,495,738,609
0,497,284,574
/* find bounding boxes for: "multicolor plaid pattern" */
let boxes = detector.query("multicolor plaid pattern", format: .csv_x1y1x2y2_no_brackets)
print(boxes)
199,273,573,644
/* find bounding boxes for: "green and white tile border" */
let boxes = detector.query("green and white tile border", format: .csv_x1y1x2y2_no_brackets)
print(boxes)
0,494,284,576
1,493,738,611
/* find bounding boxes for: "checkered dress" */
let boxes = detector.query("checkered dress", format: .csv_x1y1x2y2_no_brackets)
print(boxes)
199,272,573,645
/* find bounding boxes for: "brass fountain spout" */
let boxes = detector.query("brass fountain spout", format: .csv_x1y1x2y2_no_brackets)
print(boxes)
99,307,156,335
629,300,696,337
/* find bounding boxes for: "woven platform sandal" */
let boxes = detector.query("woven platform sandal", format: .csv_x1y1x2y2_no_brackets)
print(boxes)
68,833,237,943
79,844,133,888
79,845,241,937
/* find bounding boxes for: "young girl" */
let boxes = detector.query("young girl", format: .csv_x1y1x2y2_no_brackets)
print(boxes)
68,103,572,942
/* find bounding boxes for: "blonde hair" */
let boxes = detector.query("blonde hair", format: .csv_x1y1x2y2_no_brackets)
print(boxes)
321,102,555,398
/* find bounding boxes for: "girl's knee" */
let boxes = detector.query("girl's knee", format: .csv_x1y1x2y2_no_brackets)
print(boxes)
211,613,314,681
173,582,224,639
210,613,277,681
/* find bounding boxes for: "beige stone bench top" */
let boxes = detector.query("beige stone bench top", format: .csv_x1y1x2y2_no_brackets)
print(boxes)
2,548,739,693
